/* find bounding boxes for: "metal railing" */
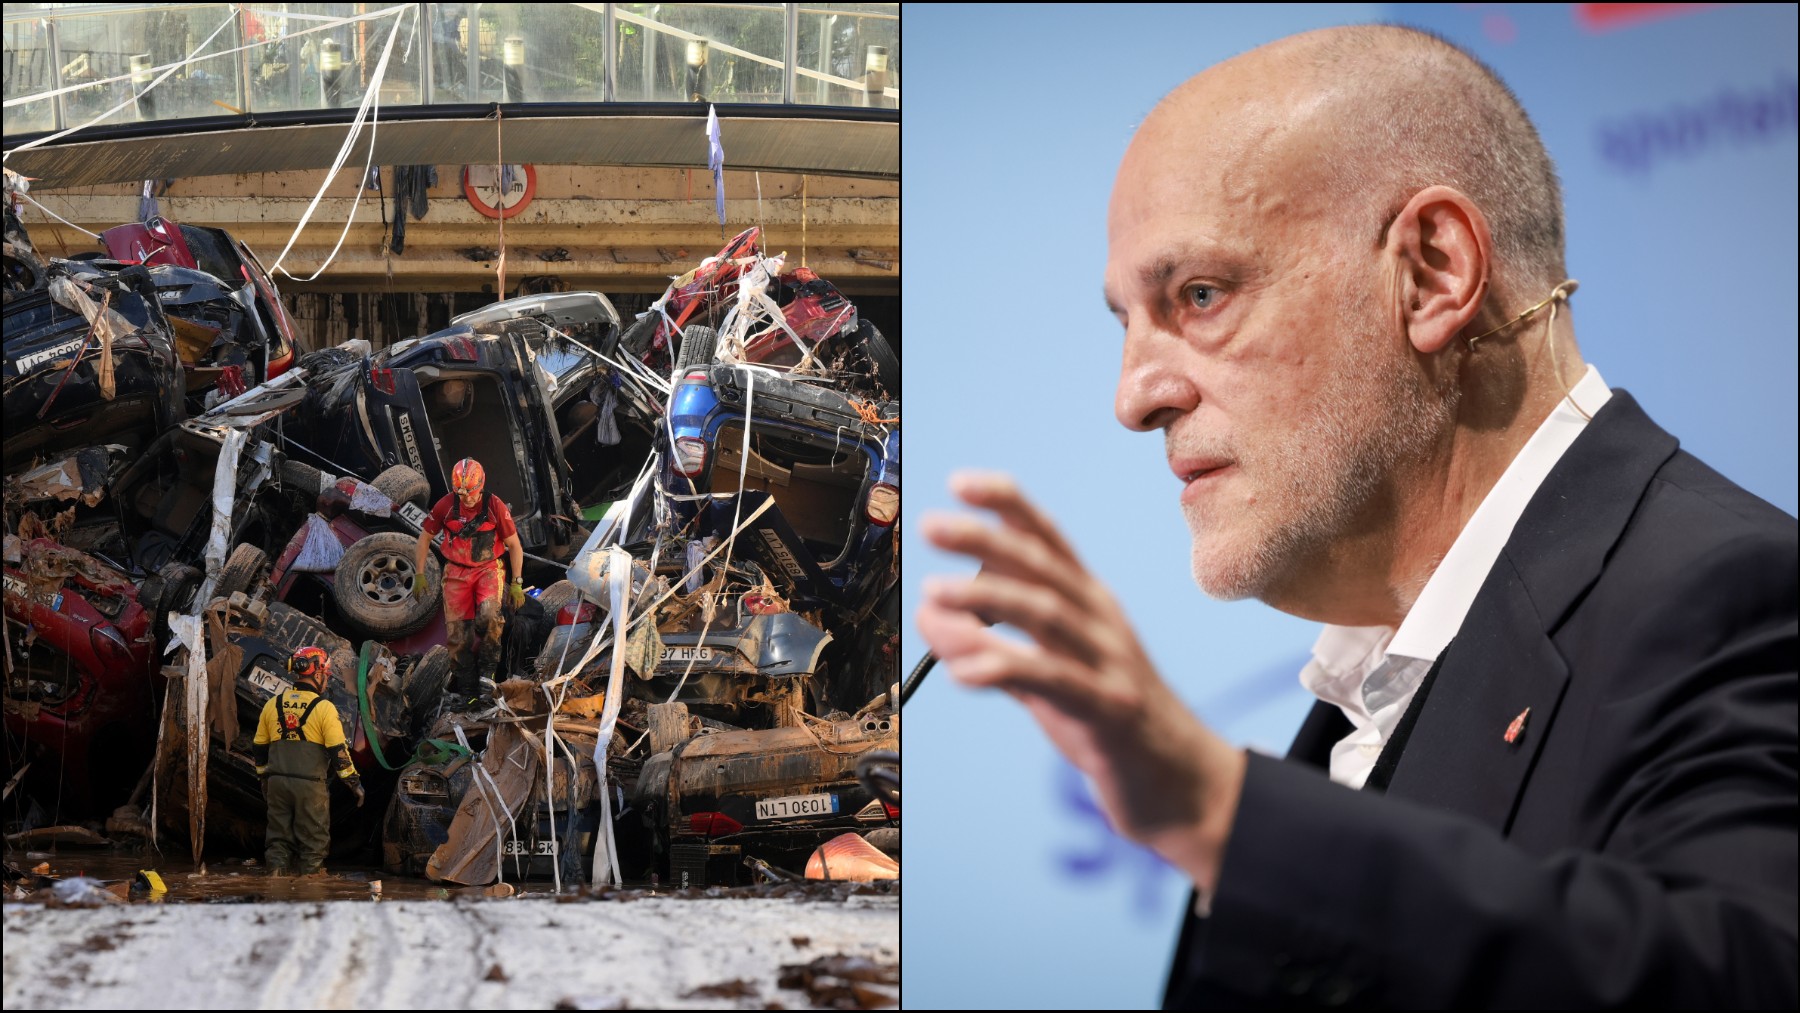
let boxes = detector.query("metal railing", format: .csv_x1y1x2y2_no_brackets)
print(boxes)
3,2,898,140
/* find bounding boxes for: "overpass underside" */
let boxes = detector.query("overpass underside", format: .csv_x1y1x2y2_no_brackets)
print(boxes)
23,163,897,295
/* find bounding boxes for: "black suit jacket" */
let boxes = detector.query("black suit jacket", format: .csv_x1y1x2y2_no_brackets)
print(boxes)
1164,391,1798,1008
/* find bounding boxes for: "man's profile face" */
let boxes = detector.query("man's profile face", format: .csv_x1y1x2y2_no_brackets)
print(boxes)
1103,77,1452,606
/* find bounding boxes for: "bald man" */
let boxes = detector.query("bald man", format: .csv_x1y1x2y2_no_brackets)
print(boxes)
918,25,1796,1008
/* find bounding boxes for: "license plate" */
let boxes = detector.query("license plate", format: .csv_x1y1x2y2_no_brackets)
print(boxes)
398,502,428,527
661,646,714,663
755,793,839,821
246,665,291,696
503,839,557,856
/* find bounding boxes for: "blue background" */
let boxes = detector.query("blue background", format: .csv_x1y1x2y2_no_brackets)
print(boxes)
900,4,1799,1010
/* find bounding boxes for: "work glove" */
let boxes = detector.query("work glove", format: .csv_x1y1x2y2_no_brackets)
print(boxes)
411,573,427,602
345,775,366,808
509,579,526,610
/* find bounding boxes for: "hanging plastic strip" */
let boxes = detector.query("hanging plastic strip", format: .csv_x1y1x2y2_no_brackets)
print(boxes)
270,6,409,281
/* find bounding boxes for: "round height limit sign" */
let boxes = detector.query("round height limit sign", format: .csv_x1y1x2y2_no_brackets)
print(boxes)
463,164,537,219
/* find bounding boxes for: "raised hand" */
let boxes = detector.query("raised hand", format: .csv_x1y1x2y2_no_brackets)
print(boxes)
916,471,1245,894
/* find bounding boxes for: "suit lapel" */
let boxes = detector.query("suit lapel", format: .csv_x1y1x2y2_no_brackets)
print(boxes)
1328,391,1678,833
1380,556,1570,832
1285,701,1351,771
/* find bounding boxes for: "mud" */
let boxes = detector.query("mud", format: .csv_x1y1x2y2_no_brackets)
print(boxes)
4,893,898,1009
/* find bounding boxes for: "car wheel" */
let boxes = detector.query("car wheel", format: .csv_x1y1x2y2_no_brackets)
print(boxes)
535,579,580,618
332,532,442,638
214,543,269,600
140,561,201,635
259,601,356,690
402,645,452,730
673,325,717,374
278,458,326,496
854,320,899,393
370,465,431,509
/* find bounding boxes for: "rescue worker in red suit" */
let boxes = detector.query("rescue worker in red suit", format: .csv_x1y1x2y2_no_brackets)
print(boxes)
252,646,363,877
412,457,525,708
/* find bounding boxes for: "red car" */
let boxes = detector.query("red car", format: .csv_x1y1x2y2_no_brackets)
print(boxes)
3,540,162,817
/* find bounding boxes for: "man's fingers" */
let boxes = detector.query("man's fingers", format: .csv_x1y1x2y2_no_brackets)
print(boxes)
925,575,1102,666
917,598,1097,710
949,470,1083,563
921,511,1088,606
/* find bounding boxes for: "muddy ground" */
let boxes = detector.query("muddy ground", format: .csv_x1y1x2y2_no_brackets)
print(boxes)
4,890,898,1009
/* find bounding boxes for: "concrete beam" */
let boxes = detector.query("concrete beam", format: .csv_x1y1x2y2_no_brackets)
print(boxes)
23,165,897,293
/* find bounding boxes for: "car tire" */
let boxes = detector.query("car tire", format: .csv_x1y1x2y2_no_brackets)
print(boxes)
279,458,326,496
370,465,431,509
260,601,355,683
332,532,442,639
673,325,717,374
535,580,580,618
140,561,202,634
402,645,452,721
855,320,899,393
297,346,361,376
214,543,269,601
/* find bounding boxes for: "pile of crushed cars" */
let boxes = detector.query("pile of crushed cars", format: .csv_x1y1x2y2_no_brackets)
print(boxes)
5,170,899,891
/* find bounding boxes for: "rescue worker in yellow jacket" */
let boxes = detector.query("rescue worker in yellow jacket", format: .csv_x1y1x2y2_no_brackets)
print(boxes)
252,646,364,876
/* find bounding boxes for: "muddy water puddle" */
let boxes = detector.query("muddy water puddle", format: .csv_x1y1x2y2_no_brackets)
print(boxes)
9,846,575,904
8,845,899,906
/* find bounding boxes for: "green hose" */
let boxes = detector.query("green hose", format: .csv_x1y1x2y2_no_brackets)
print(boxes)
356,641,402,771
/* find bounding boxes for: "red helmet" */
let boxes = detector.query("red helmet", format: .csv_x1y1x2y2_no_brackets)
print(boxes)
288,646,330,684
451,458,485,498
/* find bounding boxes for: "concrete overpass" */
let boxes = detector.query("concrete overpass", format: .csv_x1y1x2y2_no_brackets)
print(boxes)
4,3,898,341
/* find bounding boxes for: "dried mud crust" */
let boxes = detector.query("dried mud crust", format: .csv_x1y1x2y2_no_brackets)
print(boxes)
332,531,442,638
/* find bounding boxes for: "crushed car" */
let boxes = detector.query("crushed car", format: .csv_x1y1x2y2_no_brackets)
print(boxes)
4,210,899,889
281,291,640,566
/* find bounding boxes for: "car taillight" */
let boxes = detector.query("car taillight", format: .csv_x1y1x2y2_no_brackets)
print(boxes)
866,483,898,526
687,812,742,837
370,367,395,394
683,370,708,382
674,437,707,477
557,602,595,625
882,800,899,821
90,624,129,663
447,336,478,361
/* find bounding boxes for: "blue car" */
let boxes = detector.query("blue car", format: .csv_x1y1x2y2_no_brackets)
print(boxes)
656,341,898,714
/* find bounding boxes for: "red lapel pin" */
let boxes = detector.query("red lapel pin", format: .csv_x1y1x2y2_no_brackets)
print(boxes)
1504,707,1531,745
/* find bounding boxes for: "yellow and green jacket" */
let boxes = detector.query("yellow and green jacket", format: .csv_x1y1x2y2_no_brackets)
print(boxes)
252,687,359,782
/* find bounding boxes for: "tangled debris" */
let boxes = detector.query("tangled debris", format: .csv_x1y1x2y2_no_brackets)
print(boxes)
7,194,899,891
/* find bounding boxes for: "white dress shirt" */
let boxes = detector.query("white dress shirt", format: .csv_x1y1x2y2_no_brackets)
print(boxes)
1300,366,1613,789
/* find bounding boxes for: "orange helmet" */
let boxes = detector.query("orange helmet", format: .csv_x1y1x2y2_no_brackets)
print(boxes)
451,458,485,499
288,646,330,684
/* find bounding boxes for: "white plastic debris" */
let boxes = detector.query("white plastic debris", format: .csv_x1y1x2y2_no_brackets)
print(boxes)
51,877,119,907
349,481,394,517
290,514,347,573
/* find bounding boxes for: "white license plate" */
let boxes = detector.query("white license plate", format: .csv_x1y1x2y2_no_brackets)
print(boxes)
503,839,557,856
661,646,714,663
755,793,839,821
247,665,292,696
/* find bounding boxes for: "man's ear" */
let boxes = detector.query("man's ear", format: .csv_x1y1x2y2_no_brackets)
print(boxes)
1384,185,1491,355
